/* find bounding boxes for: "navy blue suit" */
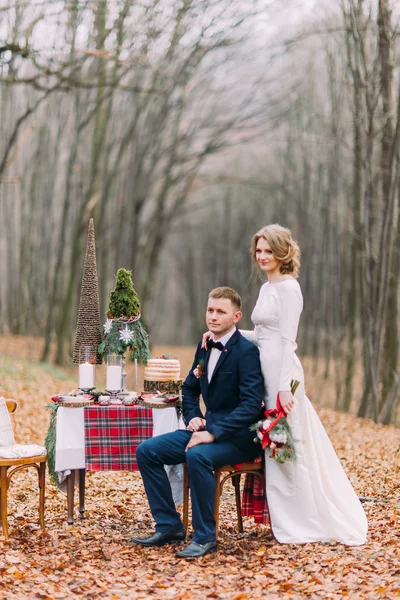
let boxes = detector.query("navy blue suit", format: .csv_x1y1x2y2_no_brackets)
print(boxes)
136,330,264,543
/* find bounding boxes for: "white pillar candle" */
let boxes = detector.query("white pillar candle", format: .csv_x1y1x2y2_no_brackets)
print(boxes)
106,365,122,391
79,363,94,389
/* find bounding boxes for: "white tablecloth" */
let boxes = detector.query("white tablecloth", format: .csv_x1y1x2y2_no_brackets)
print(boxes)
55,407,85,472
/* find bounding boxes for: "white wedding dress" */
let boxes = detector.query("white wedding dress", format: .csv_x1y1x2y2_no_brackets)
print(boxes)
241,279,368,545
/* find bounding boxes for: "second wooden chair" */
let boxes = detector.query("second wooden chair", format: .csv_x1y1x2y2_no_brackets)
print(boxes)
182,461,264,540
0,398,47,539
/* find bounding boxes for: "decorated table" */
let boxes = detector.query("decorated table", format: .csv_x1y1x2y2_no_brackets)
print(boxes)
47,225,186,524
49,402,184,524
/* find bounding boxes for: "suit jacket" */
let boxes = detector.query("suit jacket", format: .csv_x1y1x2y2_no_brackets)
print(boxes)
182,329,264,451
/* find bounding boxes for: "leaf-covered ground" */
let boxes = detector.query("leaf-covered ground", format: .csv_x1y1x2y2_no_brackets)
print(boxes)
0,339,400,600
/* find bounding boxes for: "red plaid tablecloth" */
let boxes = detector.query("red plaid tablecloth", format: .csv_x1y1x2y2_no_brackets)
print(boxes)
84,405,153,471
242,472,269,524
239,456,269,525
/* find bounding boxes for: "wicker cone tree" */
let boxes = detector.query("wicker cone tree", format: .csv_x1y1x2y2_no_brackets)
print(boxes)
72,219,102,364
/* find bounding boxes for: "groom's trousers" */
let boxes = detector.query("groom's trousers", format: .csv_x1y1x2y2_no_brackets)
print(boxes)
136,429,259,544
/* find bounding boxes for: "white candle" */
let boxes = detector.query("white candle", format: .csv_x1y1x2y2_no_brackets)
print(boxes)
79,363,94,389
106,365,122,391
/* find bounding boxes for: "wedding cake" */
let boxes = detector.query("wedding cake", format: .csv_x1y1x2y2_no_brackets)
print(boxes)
144,356,182,393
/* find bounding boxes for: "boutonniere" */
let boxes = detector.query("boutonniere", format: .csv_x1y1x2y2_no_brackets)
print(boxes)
193,359,206,379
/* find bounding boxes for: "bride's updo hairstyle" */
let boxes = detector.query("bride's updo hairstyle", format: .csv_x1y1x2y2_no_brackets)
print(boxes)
251,224,301,278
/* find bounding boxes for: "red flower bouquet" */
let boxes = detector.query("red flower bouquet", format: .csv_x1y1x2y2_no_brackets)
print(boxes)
251,380,299,464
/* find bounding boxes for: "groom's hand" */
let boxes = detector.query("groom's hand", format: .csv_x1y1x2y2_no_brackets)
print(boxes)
187,417,206,432
185,431,216,451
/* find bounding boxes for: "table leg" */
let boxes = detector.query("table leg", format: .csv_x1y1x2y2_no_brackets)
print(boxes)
66,470,75,525
78,469,86,519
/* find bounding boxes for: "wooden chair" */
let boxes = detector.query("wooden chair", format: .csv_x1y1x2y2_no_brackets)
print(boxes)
0,399,47,539
182,461,265,540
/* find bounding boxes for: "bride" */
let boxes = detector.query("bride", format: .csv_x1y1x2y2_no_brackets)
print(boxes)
205,224,368,545
245,224,367,544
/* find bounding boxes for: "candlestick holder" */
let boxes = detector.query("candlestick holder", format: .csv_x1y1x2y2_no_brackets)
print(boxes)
118,354,129,399
78,387,95,396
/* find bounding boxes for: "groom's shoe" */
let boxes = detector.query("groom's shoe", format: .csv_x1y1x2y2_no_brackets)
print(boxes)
130,528,186,547
176,540,217,559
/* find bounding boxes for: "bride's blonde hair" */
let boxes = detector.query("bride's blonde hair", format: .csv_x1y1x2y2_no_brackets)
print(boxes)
251,224,301,278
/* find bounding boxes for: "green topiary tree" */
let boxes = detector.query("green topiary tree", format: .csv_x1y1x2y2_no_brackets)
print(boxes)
108,269,140,318
98,268,150,364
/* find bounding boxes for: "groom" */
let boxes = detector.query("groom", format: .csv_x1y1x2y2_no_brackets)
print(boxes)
131,287,264,558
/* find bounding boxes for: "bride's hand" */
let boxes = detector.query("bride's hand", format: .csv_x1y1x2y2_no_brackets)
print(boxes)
201,331,212,349
278,391,295,414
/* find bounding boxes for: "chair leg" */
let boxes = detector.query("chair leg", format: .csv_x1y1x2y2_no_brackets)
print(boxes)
182,466,189,531
214,468,221,541
232,474,243,533
38,462,46,530
0,466,8,539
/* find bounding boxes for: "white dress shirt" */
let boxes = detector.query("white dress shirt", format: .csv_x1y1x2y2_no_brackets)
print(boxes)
207,328,236,382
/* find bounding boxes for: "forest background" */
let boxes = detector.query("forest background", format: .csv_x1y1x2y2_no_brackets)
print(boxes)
1,0,400,425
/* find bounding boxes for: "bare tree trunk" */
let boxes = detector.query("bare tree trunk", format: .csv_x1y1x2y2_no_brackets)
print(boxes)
377,0,398,417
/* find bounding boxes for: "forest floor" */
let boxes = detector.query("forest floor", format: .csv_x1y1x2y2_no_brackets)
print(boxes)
0,335,399,600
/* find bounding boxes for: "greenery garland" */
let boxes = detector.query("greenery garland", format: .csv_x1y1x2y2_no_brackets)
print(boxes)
98,318,150,363
44,404,60,489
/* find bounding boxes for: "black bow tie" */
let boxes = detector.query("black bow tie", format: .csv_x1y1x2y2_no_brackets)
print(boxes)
207,339,224,351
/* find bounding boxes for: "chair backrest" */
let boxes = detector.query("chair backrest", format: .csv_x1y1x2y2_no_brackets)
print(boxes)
0,397,16,446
